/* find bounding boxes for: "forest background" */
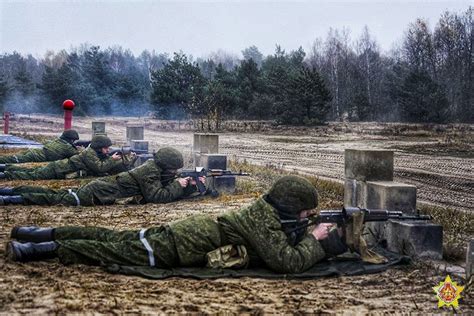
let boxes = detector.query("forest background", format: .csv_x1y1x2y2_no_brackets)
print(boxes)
0,8,472,128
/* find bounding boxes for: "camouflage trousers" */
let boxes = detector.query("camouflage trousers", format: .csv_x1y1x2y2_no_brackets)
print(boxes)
14,180,127,206
4,163,61,180
55,226,179,267
0,149,46,164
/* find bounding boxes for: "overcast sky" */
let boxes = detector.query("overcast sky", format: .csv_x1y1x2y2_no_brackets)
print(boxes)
0,0,471,59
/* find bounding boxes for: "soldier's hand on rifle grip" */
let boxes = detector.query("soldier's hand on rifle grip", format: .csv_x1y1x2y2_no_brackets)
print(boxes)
177,178,189,188
189,176,206,186
111,152,122,161
311,223,333,241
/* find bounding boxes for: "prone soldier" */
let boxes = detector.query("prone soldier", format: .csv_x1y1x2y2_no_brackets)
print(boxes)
0,129,80,165
0,147,202,206
0,135,133,181
5,176,347,274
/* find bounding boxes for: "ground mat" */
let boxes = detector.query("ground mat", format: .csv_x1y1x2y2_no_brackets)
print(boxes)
106,248,410,280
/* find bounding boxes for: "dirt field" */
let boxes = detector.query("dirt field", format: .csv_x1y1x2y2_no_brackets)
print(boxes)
0,115,473,313
7,114,472,212
1,197,472,313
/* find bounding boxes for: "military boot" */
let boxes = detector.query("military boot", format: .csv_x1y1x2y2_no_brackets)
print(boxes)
0,195,24,205
0,164,5,172
0,187,14,195
6,241,58,262
10,226,55,243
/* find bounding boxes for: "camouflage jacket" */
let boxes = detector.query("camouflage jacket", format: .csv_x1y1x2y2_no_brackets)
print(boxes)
43,138,78,161
165,197,326,273
217,197,326,273
54,147,130,177
114,159,196,203
0,137,78,163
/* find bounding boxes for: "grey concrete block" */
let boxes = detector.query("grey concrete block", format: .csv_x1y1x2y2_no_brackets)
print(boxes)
385,219,443,260
130,140,149,152
92,121,106,136
126,125,144,143
344,179,367,208
366,181,417,214
200,154,227,170
193,133,219,154
208,175,236,194
467,240,474,281
345,149,393,181
363,221,387,247
193,152,202,168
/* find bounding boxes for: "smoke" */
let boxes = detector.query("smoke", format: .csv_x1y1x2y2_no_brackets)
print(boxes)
152,102,187,120
3,92,48,114
1,92,154,118
84,98,154,117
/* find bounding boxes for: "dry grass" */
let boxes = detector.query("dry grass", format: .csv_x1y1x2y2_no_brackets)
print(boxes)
419,205,474,261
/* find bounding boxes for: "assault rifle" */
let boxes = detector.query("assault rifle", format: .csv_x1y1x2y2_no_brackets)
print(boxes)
179,167,250,195
281,207,432,234
109,146,149,156
74,140,91,148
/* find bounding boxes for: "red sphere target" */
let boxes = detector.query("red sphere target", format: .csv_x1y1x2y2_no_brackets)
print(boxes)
62,99,75,111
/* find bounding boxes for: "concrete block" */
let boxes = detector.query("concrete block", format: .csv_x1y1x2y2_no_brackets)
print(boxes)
126,125,144,143
199,154,227,170
344,179,367,208
467,240,474,281
92,121,106,136
208,175,236,194
363,222,387,247
345,149,393,181
193,152,202,167
130,140,149,152
366,181,417,214
193,133,218,154
385,220,443,260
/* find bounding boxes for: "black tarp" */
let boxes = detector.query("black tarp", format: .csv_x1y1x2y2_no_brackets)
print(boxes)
106,248,410,280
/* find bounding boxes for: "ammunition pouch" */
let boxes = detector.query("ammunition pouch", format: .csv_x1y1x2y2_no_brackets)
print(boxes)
206,244,249,269
65,170,87,179
345,211,388,264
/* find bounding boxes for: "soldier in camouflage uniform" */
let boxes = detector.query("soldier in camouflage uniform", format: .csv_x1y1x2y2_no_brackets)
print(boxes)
0,147,201,206
0,129,80,165
0,135,132,181
5,176,347,274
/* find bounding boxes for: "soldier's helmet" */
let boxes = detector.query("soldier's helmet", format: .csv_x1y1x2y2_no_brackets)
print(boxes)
90,135,113,150
266,175,318,215
61,129,79,141
154,147,184,170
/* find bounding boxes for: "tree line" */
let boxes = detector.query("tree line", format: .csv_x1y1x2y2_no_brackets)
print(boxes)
0,8,472,127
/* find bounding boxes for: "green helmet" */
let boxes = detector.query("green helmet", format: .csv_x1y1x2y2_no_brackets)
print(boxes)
61,129,79,141
90,135,112,150
266,175,318,214
154,147,184,170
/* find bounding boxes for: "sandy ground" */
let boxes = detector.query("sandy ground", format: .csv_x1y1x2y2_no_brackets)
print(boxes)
7,114,472,212
1,198,472,314
0,115,472,313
